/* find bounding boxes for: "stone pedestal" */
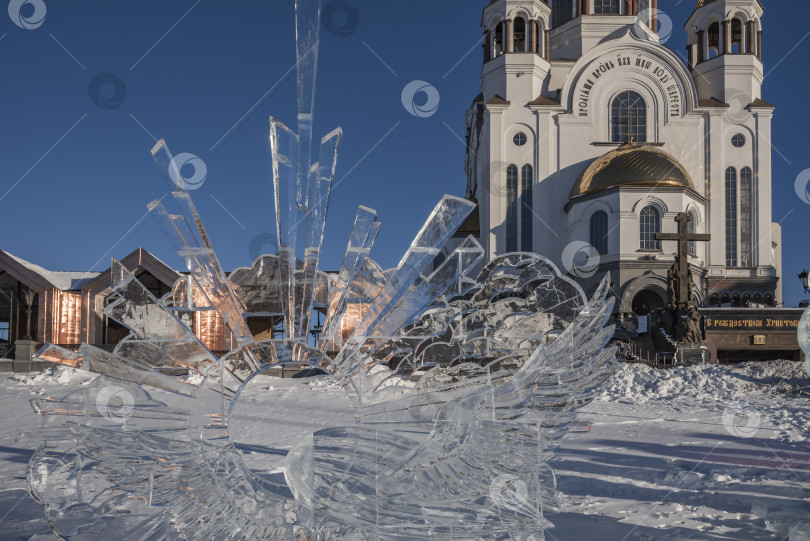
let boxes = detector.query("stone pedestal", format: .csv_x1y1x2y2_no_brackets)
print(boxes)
13,340,46,373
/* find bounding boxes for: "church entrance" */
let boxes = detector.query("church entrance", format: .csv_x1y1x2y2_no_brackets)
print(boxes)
632,289,664,316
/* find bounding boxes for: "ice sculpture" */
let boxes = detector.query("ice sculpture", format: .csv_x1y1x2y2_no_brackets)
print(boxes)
26,0,617,538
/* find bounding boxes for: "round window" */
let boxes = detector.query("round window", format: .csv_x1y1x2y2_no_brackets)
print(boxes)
731,133,746,148
513,132,527,146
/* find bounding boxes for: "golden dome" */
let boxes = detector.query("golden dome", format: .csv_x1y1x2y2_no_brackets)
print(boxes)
569,143,695,200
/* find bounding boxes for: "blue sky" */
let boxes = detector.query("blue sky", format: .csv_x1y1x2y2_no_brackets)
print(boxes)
1,0,809,306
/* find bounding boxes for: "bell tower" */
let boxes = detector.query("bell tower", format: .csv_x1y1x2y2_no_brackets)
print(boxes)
480,0,552,105
685,0,764,103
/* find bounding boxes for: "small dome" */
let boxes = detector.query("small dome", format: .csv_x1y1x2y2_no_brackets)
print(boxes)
570,143,695,200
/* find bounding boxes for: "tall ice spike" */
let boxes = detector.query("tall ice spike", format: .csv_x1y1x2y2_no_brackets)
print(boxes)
270,118,300,339
295,0,322,212
149,139,254,346
297,127,342,340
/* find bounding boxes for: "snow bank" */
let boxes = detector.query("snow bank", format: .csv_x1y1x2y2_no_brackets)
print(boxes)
598,360,809,403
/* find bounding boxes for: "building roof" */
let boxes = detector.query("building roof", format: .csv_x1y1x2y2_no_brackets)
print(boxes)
0,250,99,291
569,143,696,200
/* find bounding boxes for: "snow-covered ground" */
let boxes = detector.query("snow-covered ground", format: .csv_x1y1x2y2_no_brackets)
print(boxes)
0,361,807,540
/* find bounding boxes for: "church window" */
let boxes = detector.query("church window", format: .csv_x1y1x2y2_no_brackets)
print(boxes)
721,293,730,304
637,0,651,25
611,91,647,143
753,293,763,305
494,22,504,56
725,167,738,267
590,211,609,255
743,293,752,306
708,22,720,58
514,17,527,53
732,293,741,307
687,212,697,257
731,18,743,54
639,205,661,251
764,294,774,307
710,294,720,306
732,133,746,148
513,132,528,146
594,0,621,14
552,0,576,28
521,165,534,251
506,165,519,252
740,167,754,267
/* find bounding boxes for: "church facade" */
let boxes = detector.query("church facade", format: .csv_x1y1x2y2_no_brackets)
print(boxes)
462,0,782,319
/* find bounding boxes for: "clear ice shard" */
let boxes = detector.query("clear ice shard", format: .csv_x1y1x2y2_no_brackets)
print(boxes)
27,0,619,538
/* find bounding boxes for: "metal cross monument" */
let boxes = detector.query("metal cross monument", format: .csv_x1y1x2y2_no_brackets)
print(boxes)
656,212,711,305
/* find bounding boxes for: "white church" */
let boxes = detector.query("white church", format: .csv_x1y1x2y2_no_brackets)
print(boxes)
459,0,782,319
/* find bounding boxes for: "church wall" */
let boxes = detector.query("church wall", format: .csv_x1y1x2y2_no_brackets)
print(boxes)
468,2,780,313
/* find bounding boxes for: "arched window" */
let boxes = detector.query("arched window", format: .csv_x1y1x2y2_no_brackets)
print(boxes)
740,167,754,267
536,21,544,55
725,167,738,267
732,293,741,307
494,22,504,56
753,293,763,305
514,17,527,53
594,0,621,14
731,18,743,53
721,293,730,304
687,212,698,257
590,211,609,255
710,294,720,306
521,165,533,251
552,0,575,28
764,293,774,307
611,91,647,143
708,22,720,58
639,206,661,251
506,165,519,252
